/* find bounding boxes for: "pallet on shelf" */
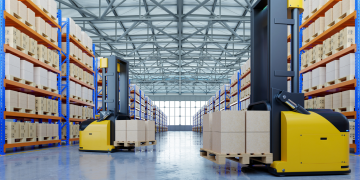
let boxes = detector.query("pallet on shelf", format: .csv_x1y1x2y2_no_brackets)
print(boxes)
335,75,355,84
38,136,59,141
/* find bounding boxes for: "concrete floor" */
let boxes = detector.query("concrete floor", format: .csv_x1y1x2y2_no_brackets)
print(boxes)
0,131,359,180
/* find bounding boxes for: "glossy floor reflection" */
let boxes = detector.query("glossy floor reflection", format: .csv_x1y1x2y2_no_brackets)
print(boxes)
0,131,359,180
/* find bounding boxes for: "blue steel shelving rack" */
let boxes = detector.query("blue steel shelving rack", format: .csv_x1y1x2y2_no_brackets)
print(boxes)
0,4,63,154
60,18,96,145
298,4,359,154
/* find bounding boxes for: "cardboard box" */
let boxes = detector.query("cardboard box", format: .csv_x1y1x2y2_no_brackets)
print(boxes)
19,122,26,138
20,32,29,52
339,26,355,48
5,90,18,108
5,53,20,77
339,53,355,78
342,90,355,107
325,60,339,82
212,132,245,154
115,120,127,131
26,123,37,138
35,17,45,34
127,131,145,142
29,38,37,56
246,111,270,132
333,1,342,21
146,130,155,141
5,122,20,139
61,18,76,36
27,7,35,26
145,121,155,131
115,131,126,142
17,1,27,22
5,0,18,16
212,111,245,133
203,131,212,150
27,94,35,110
203,114,212,132
18,92,27,109
325,8,333,26
314,97,325,109
342,0,355,15
5,27,20,49
330,32,340,52
35,97,45,112
246,132,270,153
37,44,47,62
36,123,47,137
126,120,145,131
314,17,325,35
332,92,342,109
325,94,333,109
34,67,48,86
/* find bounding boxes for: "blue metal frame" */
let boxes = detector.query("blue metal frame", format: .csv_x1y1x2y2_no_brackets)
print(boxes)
0,0,5,155
60,18,71,145
355,1,360,155
57,9,62,146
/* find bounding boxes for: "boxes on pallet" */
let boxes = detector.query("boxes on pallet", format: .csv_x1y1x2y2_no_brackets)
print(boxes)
20,60,33,82
34,0,47,11
29,38,37,56
325,8,333,26
46,48,53,64
75,83,82,99
308,23,314,38
332,92,342,109
342,0,355,16
78,68,83,81
17,1,27,22
339,27,355,49
325,94,333,109
339,53,355,78
47,71,57,90
35,17,45,34
312,67,325,87
81,32,88,47
302,71,312,90
87,36,93,50
62,18,76,36
18,122,26,138
61,42,75,57
27,7,35,26
20,33,29,52
36,123,47,137
330,32,340,52
145,121,155,141
35,97,45,112
5,53,20,78
34,67,48,86
46,124,53,137
48,0,57,19
303,27,309,42
5,122,20,139
46,99,52,112
5,0,18,17
333,2,342,22
37,44,47,62
75,24,81,41
325,60,339,83
26,123,36,138
5,90,18,108
5,27,21,49
313,44,323,61
18,92,27,109
51,28,57,42
52,123,59,137
81,87,88,101
303,0,309,18
212,111,245,154
27,94,35,110
342,90,355,108
314,97,325,109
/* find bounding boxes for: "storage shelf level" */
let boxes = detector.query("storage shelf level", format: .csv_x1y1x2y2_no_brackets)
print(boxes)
3,140,61,153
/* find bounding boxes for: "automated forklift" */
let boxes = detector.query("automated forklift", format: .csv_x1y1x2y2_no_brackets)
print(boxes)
79,56,130,152
249,0,350,176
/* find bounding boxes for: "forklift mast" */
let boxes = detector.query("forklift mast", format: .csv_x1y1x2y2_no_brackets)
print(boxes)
249,0,304,161
100,56,130,144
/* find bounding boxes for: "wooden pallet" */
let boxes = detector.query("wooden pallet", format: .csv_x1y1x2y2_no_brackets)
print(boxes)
36,110,57,116
113,140,157,148
6,106,25,113
5,138,25,144
5,75,24,84
326,20,336,30
335,75,355,84
38,136,59,141
24,137,37,143
301,88,310,93
335,106,355,113
337,10,354,23
36,84,50,91
310,84,324,92
324,80,336,87
200,148,273,165
45,11,57,21
24,20,34,30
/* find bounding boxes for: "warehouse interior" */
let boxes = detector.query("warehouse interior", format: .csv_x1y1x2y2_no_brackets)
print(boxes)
1,0,359,179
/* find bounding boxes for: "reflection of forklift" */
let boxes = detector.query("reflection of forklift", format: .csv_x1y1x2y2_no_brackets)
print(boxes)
79,56,130,152
250,0,350,176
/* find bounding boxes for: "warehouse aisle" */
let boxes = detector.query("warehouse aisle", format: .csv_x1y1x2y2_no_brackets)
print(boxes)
0,132,358,180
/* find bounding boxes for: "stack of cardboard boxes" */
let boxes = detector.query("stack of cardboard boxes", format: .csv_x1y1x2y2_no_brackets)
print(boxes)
5,90,35,113
61,17,93,52
203,111,270,154
61,123,79,139
115,120,155,142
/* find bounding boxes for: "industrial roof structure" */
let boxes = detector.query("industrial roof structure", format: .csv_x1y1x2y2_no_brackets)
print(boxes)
56,0,253,95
